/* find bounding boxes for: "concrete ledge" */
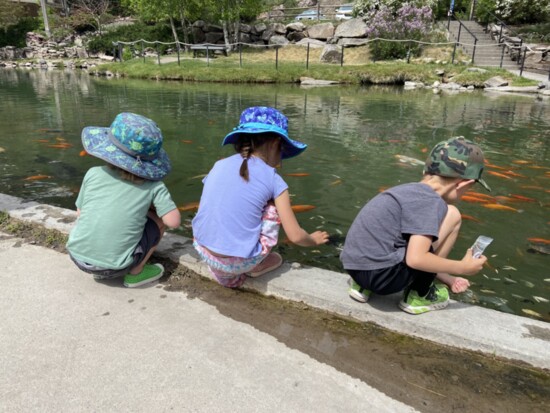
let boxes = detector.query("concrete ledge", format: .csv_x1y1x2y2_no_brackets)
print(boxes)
1,193,549,370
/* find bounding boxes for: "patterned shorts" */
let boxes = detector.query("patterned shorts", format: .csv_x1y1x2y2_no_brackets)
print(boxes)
193,204,280,288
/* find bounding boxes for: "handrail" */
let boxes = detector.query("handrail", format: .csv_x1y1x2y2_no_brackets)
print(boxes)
447,12,478,63
483,11,517,44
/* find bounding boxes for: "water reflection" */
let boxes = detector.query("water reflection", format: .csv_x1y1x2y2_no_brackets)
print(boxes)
0,69,548,319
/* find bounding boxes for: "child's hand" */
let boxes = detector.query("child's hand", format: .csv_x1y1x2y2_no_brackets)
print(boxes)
310,231,330,245
461,248,487,275
449,276,470,293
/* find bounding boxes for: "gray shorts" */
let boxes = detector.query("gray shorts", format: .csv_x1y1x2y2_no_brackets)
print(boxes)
70,217,161,280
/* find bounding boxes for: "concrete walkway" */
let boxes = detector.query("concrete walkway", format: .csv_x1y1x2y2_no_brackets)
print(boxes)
0,193,549,412
1,193,549,372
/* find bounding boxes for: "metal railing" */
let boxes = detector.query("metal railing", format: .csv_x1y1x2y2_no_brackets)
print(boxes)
447,13,478,63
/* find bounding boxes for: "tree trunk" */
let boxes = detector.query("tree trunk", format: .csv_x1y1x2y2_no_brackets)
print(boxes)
222,20,231,51
179,9,190,51
169,16,180,48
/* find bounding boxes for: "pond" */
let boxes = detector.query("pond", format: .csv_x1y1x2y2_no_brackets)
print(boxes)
1,68,549,320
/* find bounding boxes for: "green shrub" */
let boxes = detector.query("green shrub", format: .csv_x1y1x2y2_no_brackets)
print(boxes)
86,21,175,56
0,17,40,47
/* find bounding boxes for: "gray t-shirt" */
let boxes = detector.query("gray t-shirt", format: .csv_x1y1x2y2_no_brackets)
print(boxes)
340,183,448,271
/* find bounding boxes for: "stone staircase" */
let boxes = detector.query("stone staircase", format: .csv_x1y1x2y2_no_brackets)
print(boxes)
447,19,520,69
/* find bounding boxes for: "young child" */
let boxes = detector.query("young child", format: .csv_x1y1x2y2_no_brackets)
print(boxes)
67,112,181,287
192,106,329,288
340,136,490,314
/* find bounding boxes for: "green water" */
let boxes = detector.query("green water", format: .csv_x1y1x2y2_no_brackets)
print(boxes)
1,68,549,319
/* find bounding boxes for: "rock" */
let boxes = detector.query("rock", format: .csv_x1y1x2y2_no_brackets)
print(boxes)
334,18,368,38
483,76,509,88
319,44,342,64
467,67,487,73
300,77,339,86
307,23,335,40
295,38,326,48
435,69,445,76
484,86,540,93
337,38,369,47
270,23,286,35
286,22,306,32
269,35,289,46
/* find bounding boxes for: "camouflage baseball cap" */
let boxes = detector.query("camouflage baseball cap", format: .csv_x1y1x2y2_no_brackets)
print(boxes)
424,136,491,191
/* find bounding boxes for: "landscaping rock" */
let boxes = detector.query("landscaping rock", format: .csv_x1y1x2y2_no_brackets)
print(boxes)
337,38,369,47
320,44,342,64
269,35,289,46
295,38,326,48
308,23,335,40
483,76,509,88
334,18,368,38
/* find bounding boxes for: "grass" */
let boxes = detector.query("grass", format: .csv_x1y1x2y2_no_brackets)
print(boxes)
93,44,538,87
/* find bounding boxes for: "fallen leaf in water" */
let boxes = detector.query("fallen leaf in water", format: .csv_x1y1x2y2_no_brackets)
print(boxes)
521,309,542,318
533,296,549,303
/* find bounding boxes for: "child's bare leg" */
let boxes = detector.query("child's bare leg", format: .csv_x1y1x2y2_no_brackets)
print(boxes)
129,211,165,275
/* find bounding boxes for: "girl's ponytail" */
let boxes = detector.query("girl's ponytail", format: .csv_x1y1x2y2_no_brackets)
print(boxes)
236,136,253,182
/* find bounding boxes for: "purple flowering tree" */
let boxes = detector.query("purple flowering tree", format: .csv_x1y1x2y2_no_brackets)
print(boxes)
366,4,433,61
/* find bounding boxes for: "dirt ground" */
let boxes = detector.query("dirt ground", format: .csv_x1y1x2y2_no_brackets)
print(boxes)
161,260,550,413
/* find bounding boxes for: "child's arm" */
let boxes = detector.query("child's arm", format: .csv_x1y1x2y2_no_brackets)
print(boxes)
436,273,470,293
406,234,487,276
274,190,329,247
160,208,181,229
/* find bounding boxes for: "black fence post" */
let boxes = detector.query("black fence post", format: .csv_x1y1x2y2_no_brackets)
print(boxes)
499,44,505,68
472,38,477,64
452,42,457,64
118,43,123,62
113,42,117,62
306,43,310,70
206,45,210,67
142,41,145,63
519,46,526,77
275,46,279,70
239,43,242,68
177,42,181,66
156,42,160,65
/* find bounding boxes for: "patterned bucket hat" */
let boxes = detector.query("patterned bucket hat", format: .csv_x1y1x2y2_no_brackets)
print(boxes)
81,112,171,181
424,136,491,191
222,106,307,159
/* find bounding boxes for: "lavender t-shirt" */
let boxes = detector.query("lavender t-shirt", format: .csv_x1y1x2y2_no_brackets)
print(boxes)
192,154,288,258
340,183,448,271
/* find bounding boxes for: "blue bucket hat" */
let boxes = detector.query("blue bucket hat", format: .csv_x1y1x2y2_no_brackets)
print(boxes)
81,112,171,181
222,106,307,159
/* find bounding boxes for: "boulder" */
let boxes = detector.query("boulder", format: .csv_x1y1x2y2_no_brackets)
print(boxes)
205,32,224,44
308,23,335,40
286,22,306,32
269,35,289,46
337,38,369,47
483,76,509,88
295,38,326,48
287,31,307,43
334,18,368,38
320,44,342,64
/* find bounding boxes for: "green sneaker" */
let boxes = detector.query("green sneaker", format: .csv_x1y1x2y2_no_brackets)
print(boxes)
348,280,370,303
399,284,449,314
123,264,164,288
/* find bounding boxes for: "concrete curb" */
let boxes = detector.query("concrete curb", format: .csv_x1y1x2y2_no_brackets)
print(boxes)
1,193,549,370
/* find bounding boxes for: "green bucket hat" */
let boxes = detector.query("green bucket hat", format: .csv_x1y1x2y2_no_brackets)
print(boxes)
424,136,491,191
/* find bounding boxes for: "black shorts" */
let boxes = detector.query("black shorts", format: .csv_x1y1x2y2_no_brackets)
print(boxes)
70,217,161,280
347,261,435,296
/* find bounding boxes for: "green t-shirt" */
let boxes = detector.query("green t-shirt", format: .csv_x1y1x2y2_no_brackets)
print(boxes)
67,166,177,270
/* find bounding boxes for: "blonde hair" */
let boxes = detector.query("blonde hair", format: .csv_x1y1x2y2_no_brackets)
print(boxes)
234,133,279,182
106,163,146,184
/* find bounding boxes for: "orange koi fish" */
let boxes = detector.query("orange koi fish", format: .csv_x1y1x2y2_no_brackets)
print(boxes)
460,214,480,223
178,201,200,212
495,196,519,203
502,170,526,178
284,173,310,177
47,143,73,149
527,238,550,245
509,194,536,202
512,160,531,165
329,179,342,186
461,195,490,204
181,140,193,144
482,203,519,212
484,162,508,171
465,191,495,201
291,205,316,213
420,147,428,153
23,175,52,181
487,171,512,179
33,139,50,143
520,185,544,190
528,165,550,170
79,150,88,157
55,137,66,142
